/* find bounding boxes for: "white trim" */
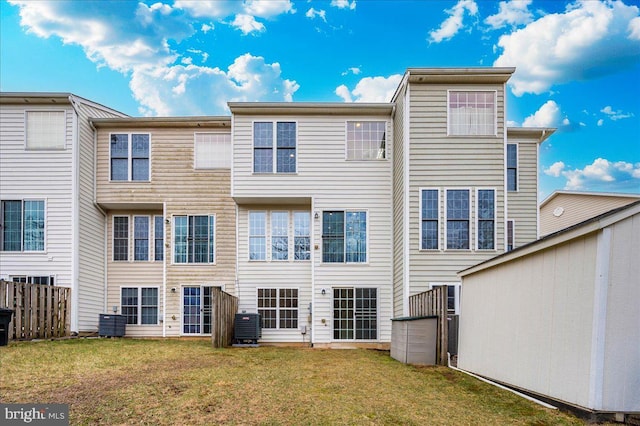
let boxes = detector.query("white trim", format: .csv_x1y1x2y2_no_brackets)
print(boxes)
310,197,316,344
108,132,152,182
112,215,130,262
23,110,67,151
330,286,380,342
256,287,301,330
446,90,498,137
119,285,161,326
344,120,389,161
248,210,267,261
444,188,471,251
171,214,217,265
0,198,48,253
402,85,411,316
70,105,79,333
193,131,232,170
475,188,497,251
162,204,167,337
251,120,298,174
319,209,370,264
418,187,441,251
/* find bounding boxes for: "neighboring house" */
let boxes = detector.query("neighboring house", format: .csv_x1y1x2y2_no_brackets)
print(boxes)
390,68,554,318
540,190,640,236
91,117,236,337
0,93,126,333
457,200,640,415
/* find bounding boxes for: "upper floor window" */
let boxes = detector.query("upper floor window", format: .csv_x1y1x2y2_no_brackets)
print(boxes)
448,91,496,136
322,211,367,263
110,133,150,181
253,122,296,173
174,215,215,264
446,190,470,250
477,189,496,250
25,111,66,150
420,189,439,250
113,216,129,261
1,200,45,252
346,121,386,160
154,216,164,261
507,144,518,191
195,133,231,169
133,216,150,261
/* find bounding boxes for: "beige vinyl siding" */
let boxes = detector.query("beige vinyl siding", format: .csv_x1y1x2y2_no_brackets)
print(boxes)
407,83,506,294
540,193,640,236
0,104,75,290
506,137,538,247
392,87,407,317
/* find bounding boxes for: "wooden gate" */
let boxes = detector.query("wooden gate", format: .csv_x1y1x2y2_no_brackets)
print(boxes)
409,285,448,365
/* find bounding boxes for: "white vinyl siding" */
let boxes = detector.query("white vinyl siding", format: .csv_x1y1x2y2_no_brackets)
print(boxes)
25,111,66,150
506,134,539,247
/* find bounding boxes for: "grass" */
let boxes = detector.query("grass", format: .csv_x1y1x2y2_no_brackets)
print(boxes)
0,339,586,425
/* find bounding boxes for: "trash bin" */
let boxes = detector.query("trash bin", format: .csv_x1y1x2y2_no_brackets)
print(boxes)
0,308,15,346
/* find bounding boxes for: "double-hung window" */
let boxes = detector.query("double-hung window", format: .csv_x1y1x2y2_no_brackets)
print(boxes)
446,190,470,250
133,216,150,261
25,111,66,150
110,133,150,181
253,122,296,173
322,211,367,263
477,189,496,250
173,215,215,264
507,144,518,191
346,121,386,160
448,91,496,136
121,287,158,325
293,212,310,260
1,200,45,252
420,189,439,250
194,133,231,169
257,288,298,329
333,288,377,340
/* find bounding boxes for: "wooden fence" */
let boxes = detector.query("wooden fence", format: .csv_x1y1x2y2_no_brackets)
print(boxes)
211,287,238,348
0,280,71,340
409,285,448,365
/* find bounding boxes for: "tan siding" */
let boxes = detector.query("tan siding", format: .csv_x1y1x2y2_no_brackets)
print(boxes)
507,137,538,247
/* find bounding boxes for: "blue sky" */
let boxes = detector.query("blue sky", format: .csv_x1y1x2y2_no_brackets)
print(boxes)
1,0,639,198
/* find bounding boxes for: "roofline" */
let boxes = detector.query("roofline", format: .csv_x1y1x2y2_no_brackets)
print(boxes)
227,102,394,115
459,200,640,277
507,127,556,143
1,92,128,117
91,116,231,128
539,189,640,208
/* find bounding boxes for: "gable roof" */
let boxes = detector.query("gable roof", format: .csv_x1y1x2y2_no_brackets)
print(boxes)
540,190,640,209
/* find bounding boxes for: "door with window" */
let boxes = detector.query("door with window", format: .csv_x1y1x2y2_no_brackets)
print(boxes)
182,286,214,334
333,288,377,340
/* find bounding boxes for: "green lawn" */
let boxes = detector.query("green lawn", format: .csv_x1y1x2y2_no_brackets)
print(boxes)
0,339,586,425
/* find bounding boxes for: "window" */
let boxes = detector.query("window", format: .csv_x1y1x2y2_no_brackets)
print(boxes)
333,288,377,340
113,216,129,261
446,190,470,250
507,144,518,191
258,288,298,329
477,189,496,250
271,212,289,261
293,212,310,260
195,133,231,169
110,133,150,181
121,287,158,325
174,215,215,264
25,111,65,150
448,91,496,136
133,216,150,261
154,216,164,261
1,200,45,252
507,220,515,252
249,212,266,261
346,121,386,160
420,189,439,250
428,283,461,315
322,211,367,263
10,275,54,285
253,122,296,173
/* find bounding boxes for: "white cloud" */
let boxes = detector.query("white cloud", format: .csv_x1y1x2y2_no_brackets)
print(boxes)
494,0,640,96
558,158,640,191
330,0,356,10
629,15,640,39
231,14,266,35
485,0,533,29
335,74,403,103
201,23,214,33
522,100,563,127
601,105,635,121
544,161,565,177
306,8,327,22
341,67,361,76
597,119,604,126
243,0,295,18
429,0,478,43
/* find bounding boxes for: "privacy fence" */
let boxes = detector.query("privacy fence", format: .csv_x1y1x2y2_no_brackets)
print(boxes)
0,280,71,340
409,285,450,365
210,287,238,348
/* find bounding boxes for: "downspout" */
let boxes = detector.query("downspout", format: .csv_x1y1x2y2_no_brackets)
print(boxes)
68,95,81,333
503,85,509,252
162,202,167,337
536,130,547,240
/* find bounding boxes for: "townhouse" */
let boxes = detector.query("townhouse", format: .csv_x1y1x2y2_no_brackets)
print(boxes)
0,67,554,345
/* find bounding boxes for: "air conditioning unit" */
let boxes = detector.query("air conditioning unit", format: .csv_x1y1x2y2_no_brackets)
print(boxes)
234,313,261,344
98,314,126,337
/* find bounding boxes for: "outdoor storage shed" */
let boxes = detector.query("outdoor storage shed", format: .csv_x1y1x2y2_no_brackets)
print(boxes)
457,201,640,415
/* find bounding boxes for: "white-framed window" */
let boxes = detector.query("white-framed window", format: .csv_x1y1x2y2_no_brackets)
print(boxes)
1,200,45,252
110,133,150,181
476,189,496,250
448,91,496,136
194,133,231,169
322,211,367,263
121,287,159,325
271,212,289,261
333,288,377,340
10,275,55,285
445,189,470,250
173,215,215,264
257,288,299,329
253,121,297,173
25,111,66,150
154,216,164,261
293,211,310,261
420,189,440,250
507,219,515,252
249,211,266,261
507,143,518,191
133,216,150,261
428,283,461,315
113,216,129,261
346,121,386,160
